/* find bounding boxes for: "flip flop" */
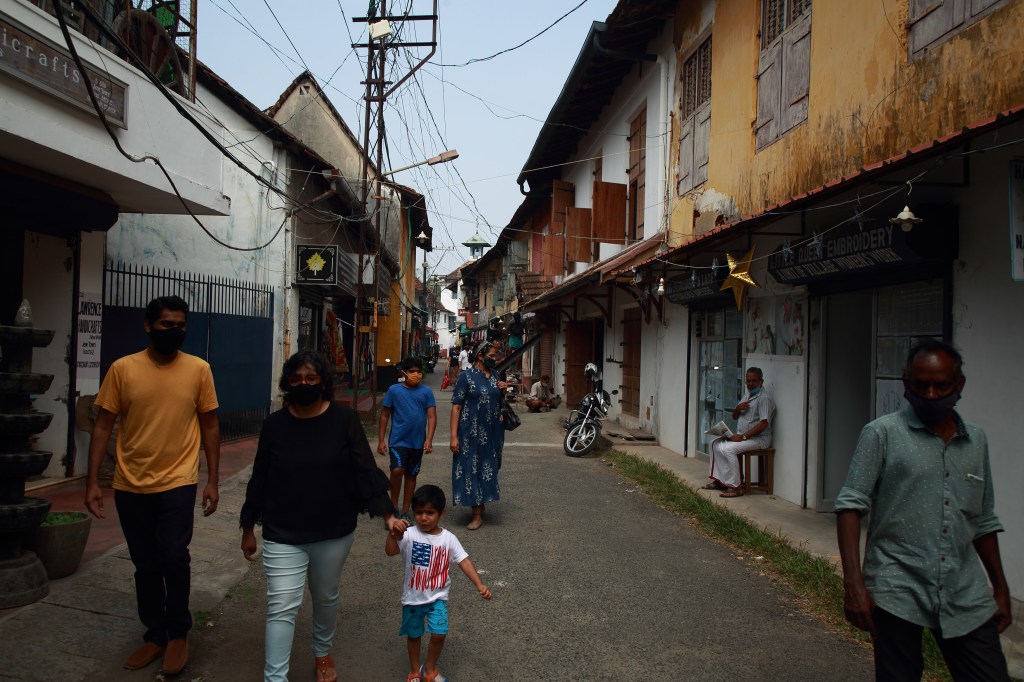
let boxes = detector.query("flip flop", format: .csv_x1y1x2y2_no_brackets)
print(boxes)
315,655,337,682
719,490,743,498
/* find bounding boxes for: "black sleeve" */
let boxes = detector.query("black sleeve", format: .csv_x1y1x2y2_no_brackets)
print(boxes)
344,408,395,518
239,415,273,529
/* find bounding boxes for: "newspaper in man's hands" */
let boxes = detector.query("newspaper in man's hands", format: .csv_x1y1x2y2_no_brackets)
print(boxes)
704,420,734,438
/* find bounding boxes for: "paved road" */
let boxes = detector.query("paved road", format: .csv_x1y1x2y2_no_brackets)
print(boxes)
175,369,871,681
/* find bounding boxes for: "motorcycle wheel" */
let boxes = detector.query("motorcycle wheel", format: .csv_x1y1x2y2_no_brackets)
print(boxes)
563,422,600,457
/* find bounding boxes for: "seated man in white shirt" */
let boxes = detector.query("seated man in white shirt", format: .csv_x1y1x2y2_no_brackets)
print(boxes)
705,367,775,498
525,375,560,412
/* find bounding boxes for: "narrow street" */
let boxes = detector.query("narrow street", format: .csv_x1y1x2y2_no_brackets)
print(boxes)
173,369,872,681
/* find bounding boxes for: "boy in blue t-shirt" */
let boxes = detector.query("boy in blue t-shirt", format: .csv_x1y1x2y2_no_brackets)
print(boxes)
379,357,438,518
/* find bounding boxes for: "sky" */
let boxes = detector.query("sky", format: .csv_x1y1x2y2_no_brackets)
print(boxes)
198,0,621,278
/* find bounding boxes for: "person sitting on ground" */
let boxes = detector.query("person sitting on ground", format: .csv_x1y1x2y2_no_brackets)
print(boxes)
704,367,774,498
525,375,560,412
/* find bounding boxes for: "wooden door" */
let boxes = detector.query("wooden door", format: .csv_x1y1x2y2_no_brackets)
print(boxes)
565,321,595,407
621,308,642,416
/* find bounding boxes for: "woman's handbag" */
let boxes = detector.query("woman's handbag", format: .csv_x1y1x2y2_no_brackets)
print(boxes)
500,399,521,431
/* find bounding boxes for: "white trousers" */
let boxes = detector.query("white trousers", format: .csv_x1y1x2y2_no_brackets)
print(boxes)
709,437,766,489
262,533,355,682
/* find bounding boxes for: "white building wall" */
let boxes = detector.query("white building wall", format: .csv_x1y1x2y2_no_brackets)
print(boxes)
1,2,228,215
655,302,689,454
560,27,674,273
104,87,292,411
952,144,1024,598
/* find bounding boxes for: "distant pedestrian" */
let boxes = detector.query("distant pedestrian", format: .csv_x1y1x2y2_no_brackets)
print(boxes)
85,295,220,676
458,346,470,372
450,341,507,530
385,485,491,682
445,353,458,390
836,339,1011,681
240,350,408,682
379,357,438,519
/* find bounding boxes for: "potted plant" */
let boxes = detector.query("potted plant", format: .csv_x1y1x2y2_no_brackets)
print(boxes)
27,511,92,579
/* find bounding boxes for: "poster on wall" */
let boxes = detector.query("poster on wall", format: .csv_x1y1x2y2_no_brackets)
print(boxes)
1010,160,1024,281
745,297,776,355
775,294,805,356
745,295,806,356
876,379,907,418
76,292,102,383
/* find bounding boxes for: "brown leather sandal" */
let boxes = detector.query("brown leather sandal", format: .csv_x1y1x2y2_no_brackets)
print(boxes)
315,655,337,682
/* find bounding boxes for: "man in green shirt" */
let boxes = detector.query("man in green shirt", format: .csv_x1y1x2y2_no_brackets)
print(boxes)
835,339,1011,681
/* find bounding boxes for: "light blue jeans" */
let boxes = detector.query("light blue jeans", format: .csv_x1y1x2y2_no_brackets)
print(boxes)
262,534,355,682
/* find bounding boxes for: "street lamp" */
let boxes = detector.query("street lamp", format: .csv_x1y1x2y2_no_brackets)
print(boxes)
381,149,459,177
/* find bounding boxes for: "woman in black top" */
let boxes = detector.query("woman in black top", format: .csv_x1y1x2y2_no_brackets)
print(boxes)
240,351,407,682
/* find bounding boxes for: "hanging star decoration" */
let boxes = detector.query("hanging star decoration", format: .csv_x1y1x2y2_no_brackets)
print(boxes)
719,246,761,310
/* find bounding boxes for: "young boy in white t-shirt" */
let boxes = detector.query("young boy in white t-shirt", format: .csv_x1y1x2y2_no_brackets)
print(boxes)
386,485,491,682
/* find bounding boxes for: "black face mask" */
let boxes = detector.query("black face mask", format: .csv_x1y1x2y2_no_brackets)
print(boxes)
287,383,322,406
482,356,497,370
903,386,961,426
148,327,186,355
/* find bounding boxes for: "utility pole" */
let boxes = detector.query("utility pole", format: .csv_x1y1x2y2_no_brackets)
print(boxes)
352,1,438,420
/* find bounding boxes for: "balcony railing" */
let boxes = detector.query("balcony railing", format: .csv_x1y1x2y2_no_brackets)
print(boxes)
32,0,197,100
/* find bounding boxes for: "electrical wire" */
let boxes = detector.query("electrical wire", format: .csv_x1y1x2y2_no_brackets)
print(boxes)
52,1,294,252
438,0,593,68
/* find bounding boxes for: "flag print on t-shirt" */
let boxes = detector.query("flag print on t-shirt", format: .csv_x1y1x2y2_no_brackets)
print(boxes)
410,541,450,592
399,527,469,605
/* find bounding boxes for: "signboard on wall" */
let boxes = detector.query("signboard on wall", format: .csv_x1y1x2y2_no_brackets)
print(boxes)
0,13,128,128
295,245,338,285
1011,160,1024,281
76,292,102,382
665,269,730,305
767,206,957,285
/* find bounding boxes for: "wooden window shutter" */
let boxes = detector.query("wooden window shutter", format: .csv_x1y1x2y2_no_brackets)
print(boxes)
565,207,593,263
592,181,627,244
755,41,782,150
694,103,712,187
907,0,961,56
544,179,573,275
677,115,695,195
780,12,811,134
970,0,1004,15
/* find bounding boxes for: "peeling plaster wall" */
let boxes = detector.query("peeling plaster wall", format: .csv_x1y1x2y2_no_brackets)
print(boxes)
105,82,291,412
667,0,1024,240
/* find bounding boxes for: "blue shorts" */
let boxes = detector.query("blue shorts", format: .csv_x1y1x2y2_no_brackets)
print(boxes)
389,447,424,476
399,599,448,637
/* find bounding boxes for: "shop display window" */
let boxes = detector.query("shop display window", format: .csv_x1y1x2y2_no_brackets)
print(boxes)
697,308,745,452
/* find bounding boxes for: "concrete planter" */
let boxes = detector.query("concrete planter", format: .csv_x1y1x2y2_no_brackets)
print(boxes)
28,512,92,579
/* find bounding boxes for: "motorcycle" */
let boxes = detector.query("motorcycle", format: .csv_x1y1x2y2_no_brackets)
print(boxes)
563,363,617,457
424,356,436,374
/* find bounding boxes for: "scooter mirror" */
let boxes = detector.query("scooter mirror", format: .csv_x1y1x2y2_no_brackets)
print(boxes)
611,389,619,395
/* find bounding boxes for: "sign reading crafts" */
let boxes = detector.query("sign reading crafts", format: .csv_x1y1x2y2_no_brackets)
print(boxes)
0,13,128,128
767,206,957,285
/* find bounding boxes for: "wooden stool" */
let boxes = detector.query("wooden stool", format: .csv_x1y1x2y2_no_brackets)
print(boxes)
740,448,775,495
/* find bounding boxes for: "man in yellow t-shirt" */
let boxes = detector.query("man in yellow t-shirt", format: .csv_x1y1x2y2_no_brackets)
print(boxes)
85,295,220,676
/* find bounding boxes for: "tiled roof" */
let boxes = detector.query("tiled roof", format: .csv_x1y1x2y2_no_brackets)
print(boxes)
516,272,553,301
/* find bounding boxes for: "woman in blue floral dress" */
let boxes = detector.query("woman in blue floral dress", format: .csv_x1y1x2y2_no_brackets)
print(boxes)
449,341,507,530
